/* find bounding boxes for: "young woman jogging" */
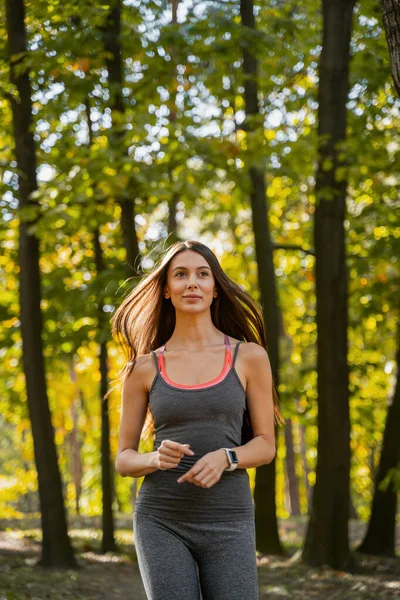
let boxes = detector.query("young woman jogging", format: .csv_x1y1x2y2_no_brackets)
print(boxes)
113,239,282,600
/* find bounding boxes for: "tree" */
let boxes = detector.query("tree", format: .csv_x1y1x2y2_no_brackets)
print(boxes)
102,0,142,276
380,0,400,96
240,0,284,555
5,0,76,567
302,0,356,570
357,320,400,556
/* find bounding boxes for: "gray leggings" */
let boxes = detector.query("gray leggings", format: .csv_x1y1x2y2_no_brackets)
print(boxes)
133,510,259,600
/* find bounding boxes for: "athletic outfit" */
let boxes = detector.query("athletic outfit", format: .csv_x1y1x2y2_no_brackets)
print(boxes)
133,335,258,599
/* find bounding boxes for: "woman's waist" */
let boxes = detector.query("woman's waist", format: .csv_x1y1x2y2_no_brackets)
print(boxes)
139,465,250,488
136,468,253,519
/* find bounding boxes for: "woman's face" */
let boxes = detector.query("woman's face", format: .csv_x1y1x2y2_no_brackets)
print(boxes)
164,250,217,311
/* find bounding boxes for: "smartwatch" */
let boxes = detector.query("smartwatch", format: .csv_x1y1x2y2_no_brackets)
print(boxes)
222,448,239,471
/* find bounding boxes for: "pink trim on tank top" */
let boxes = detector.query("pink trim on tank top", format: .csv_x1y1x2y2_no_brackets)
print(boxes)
158,334,233,390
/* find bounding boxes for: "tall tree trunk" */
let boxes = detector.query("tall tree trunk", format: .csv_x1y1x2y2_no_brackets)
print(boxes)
103,0,141,277
294,410,311,514
240,0,283,555
5,0,76,568
285,419,301,515
349,494,358,520
166,0,181,245
380,0,400,96
167,191,180,243
69,365,82,515
85,100,117,553
95,235,117,553
357,321,400,556
302,0,356,570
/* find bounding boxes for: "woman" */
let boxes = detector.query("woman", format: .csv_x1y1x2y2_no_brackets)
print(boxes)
112,239,283,600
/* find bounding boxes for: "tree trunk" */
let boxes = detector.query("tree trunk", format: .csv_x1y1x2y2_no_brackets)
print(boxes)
302,0,356,570
285,419,301,515
348,494,358,520
167,191,180,243
84,98,117,553
69,365,82,515
295,415,312,514
240,0,283,555
357,320,400,556
166,1,181,245
103,0,141,277
94,232,117,553
380,0,400,96
5,0,76,567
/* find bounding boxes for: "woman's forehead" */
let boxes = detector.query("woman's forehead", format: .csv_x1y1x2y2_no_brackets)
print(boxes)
169,251,211,270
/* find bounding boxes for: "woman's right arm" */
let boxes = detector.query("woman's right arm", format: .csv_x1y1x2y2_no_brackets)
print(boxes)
115,354,195,477
115,355,159,478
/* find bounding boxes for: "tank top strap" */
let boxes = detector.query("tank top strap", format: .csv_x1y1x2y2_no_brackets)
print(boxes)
150,350,160,373
224,333,231,352
224,334,232,366
157,342,167,375
232,340,243,367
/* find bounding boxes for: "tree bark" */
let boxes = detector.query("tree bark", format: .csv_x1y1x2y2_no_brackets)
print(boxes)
240,0,283,555
103,0,141,277
5,0,76,567
166,1,181,245
69,366,83,516
380,0,400,96
357,320,400,556
302,0,356,570
94,237,117,553
285,419,301,515
85,99,117,552
167,191,180,243
295,411,312,514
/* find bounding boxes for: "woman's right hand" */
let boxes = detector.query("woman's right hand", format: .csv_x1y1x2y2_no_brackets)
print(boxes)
155,440,195,470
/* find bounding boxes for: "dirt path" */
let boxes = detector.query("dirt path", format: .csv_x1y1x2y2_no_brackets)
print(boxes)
0,517,399,599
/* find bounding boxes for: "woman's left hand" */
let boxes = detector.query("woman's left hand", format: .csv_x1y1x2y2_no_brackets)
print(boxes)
177,449,229,488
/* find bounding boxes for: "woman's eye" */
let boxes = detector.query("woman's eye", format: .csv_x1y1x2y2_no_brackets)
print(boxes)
175,271,209,277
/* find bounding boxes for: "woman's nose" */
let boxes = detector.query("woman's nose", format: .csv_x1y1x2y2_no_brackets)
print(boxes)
187,275,198,287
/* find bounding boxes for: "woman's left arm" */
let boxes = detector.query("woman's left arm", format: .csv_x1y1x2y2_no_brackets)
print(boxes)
231,342,276,468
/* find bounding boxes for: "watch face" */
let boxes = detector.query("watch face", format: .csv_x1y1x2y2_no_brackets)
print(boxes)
229,450,239,464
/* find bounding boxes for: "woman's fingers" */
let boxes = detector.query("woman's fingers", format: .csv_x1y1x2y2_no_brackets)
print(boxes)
161,440,194,458
158,440,194,470
180,463,219,487
185,465,209,486
199,472,216,488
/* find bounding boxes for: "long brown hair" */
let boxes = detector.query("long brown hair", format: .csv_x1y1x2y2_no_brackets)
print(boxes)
109,240,284,438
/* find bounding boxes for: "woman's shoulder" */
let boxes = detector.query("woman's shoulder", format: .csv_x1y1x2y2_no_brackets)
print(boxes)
127,352,156,376
128,352,159,393
234,340,269,362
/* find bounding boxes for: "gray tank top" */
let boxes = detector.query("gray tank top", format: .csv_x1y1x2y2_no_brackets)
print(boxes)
134,335,254,522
